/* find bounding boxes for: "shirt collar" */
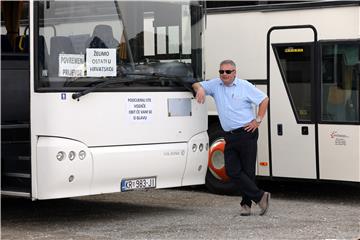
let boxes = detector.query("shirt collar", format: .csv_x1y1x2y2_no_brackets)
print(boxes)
219,78,239,86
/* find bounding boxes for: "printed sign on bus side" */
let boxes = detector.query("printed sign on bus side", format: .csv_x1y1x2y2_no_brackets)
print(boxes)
127,97,153,123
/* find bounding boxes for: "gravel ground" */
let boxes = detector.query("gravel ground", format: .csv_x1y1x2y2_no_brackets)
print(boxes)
1,181,360,240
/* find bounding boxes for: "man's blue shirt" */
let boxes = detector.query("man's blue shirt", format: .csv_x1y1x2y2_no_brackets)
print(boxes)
200,78,267,132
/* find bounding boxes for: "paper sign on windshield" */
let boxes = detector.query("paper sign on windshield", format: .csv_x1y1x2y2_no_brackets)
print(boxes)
86,48,116,77
58,54,85,77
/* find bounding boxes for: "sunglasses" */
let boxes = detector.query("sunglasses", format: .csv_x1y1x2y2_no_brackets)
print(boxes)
219,70,235,74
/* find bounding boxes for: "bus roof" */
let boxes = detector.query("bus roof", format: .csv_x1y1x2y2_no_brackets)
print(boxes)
206,1,360,14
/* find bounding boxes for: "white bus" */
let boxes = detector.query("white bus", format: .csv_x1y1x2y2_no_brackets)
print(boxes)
1,1,208,200
204,1,360,193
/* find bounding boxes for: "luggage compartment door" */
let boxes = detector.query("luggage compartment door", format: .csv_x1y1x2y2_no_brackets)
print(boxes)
268,26,317,179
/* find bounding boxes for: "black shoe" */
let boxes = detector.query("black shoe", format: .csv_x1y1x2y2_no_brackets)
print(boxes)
240,204,251,216
258,192,270,216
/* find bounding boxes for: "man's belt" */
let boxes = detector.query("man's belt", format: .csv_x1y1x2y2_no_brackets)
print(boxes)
226,127,245,134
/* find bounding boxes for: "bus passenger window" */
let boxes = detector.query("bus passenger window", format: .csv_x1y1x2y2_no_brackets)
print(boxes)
321,43,359,123
273,44,313,122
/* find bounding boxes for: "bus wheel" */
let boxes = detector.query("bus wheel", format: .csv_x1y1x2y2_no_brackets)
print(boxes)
206,124,241,195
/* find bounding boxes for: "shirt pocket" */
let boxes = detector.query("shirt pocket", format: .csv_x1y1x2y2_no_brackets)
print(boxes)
231,94,250,110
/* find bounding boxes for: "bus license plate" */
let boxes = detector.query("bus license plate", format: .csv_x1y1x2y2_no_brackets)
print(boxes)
121,177,156,191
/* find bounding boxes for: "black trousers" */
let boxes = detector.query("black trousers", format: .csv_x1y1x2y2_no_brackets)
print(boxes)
224,128,264,207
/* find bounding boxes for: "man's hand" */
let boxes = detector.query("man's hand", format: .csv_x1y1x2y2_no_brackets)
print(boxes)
192,82,206,104
244,119,260,132
195,87,206,104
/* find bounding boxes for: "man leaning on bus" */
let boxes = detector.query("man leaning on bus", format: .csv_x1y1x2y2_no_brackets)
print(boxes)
192,59,270,216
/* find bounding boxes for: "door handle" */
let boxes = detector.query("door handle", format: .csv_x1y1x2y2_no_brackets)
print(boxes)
302,126,309,135
277,124,283,136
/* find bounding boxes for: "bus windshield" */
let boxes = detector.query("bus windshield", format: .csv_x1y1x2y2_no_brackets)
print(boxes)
36,1,204,91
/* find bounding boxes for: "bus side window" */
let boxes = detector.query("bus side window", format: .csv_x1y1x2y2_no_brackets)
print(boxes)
322,47,359,122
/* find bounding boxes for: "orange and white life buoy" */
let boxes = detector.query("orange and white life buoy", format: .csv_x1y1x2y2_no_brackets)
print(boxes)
208,138,229,182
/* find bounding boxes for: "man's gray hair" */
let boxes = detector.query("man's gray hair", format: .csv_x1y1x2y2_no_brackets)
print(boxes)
220,59,236,68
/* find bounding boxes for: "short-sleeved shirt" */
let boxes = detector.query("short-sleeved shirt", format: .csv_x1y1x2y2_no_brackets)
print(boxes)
200,77,267,132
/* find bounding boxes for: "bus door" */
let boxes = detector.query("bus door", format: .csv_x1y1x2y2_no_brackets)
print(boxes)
318,41,360,182
267,26,318,179
1,1,31,196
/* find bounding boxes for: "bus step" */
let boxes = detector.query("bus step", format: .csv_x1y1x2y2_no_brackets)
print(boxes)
4,172,31,178
18,155,30,161
1,123,30,129
1,140,30,144
1,190,30,198
2,173,31,193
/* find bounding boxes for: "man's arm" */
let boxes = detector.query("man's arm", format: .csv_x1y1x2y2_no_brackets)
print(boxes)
192,82,206,104
244,97,269,132
256,97,269,121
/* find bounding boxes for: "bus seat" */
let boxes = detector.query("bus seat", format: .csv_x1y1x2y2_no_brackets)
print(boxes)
328,85,345,105
327,85,346,121
86,24,119,49
49,36,75,76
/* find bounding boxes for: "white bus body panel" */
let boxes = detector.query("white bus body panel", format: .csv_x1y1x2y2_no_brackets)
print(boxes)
205,5,360,181
31,92,208,199
36,132,208,200
319,125,360,182
32,92,206,146
255,85,270,177
205,6,360,80
37,137,92,199
269,53,316,178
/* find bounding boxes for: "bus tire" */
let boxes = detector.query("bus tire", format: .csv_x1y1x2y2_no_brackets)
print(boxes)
206,123,241,195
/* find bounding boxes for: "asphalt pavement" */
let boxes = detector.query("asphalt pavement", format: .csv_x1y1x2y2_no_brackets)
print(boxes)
1,181,360,240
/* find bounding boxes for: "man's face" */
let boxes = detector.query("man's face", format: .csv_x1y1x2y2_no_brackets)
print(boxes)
219,63,236,86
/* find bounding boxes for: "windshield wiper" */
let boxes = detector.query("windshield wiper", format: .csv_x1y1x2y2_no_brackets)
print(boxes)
125,72,195,93
72,78,125,100
72,72,195,100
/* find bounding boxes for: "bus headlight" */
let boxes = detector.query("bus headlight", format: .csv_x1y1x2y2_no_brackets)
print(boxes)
69,151,76,161
199,143,204,152
192,144,197,152
56,151,66,161
79,150,86,160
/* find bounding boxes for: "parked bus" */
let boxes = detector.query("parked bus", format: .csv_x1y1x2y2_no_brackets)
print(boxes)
1,0,208,200
204,1,360,193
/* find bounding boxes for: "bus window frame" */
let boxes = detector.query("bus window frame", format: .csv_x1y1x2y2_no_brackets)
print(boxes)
318,39,360,125
272,41,315,124
34,1,40,92
33,1,204,93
